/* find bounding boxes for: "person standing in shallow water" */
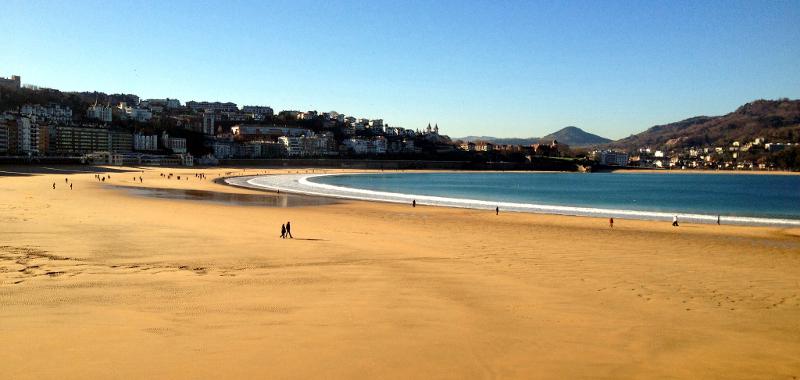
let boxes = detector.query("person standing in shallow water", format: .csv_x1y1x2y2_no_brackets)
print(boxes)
286,221,293,238
280,224,286,239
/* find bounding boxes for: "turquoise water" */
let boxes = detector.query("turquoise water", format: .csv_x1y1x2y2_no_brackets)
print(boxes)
310,172,800,221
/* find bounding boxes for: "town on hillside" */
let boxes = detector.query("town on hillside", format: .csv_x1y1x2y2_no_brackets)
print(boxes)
1,74,798,170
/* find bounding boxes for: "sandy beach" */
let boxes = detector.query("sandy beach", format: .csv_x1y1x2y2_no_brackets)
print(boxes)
1,165,799,379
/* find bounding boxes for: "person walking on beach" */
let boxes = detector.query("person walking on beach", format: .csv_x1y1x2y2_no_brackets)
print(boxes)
412,200,416,208
717,215,721,225
496,206,499,215
672,215,679,227
52,182,56,189
65,178,68,184
286,221,293,239
280,224,286,239
70,183,73,190
609,217,614,229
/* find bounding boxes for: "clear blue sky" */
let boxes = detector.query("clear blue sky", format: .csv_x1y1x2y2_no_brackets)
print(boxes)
2,0,798,139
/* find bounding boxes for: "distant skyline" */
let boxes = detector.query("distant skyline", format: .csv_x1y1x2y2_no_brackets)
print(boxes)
2,0,799,139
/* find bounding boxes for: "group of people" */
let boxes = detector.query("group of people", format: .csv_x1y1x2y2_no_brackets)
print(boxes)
52,177,74,190
280,221,293,239
607,214,721,229
94,174,107,182
158,172,202,181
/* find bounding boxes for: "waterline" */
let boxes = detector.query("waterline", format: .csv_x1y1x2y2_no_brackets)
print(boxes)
237,173,800,227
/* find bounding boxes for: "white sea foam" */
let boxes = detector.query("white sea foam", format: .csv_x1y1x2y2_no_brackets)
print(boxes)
233,173,800,227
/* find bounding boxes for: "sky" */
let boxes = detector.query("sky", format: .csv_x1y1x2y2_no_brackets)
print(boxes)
1,0,798,139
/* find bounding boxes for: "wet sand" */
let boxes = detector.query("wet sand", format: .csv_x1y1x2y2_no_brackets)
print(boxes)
1,165,799,379
117,185,337,207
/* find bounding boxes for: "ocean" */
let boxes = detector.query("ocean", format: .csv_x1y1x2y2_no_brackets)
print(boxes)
242,172,800,226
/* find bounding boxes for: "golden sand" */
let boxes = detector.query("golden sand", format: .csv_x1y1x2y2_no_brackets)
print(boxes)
1,166,799,379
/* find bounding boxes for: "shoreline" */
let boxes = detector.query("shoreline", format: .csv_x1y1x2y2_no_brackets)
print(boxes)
229,172,800,227
609,168,800,175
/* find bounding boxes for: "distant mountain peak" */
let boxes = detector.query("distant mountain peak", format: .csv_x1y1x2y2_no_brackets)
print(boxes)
540,126,612,147
455,126,611,147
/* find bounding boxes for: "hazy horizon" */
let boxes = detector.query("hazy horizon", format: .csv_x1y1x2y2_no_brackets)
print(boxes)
2,0,799,139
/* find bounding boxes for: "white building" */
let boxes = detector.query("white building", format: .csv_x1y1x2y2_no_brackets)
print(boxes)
130,107,152,122
21,104,73,123
87,103,113,123
298,111,318,120
202,113,215,135
133,133,158,151
116,102,152,122
598,151,629,166
278,136,302,156
211,140,233,158
161,132,187,154
343,137,387,155
16,117,33,154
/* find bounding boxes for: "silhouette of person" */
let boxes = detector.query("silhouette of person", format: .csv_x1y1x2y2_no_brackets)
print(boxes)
717,215,721,225
496,206,499,215
70,183,73,190
281,224,286,239
672,215,679,227
52,182,55,189
609,217,614,229
412,200,416,208
286,221,293,238
65,178,68,183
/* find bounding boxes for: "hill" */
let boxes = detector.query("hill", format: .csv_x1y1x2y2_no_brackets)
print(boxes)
455,127,611,147
612,99,800,150
539,126,612,147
